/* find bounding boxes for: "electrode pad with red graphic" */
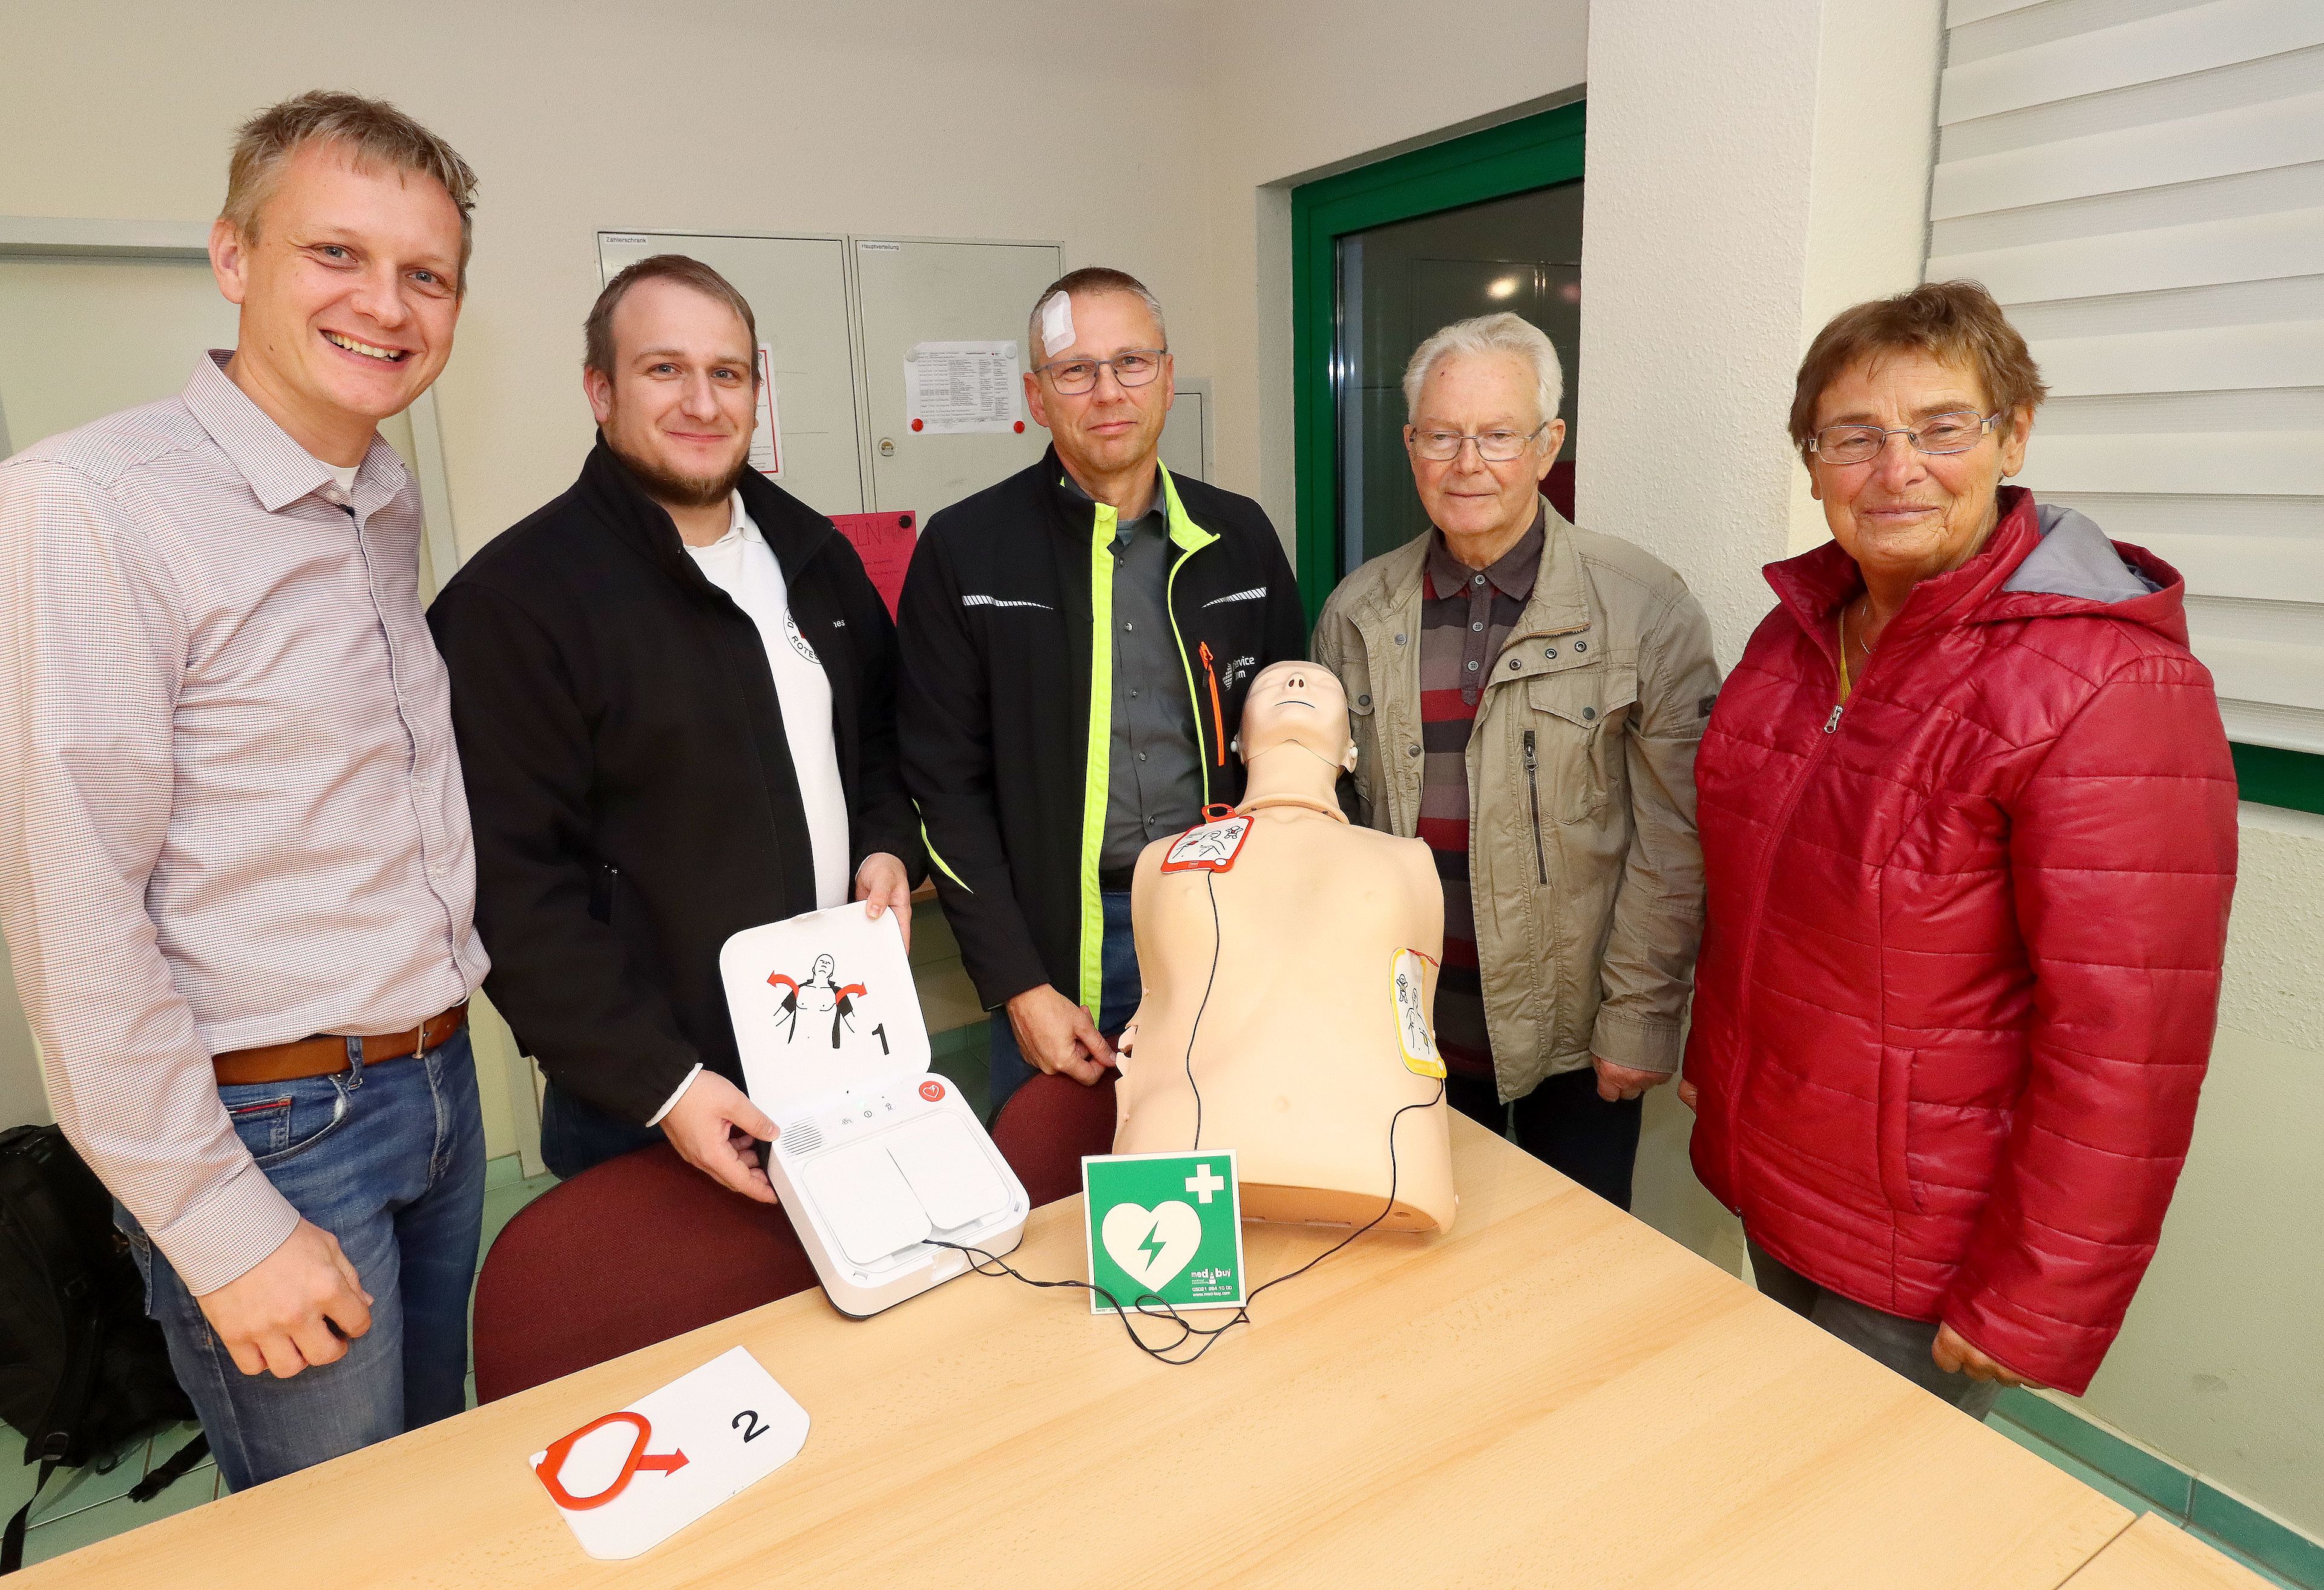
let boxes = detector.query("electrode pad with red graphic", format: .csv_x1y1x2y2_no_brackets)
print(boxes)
529,1347,807,1559
1160,814,1253,874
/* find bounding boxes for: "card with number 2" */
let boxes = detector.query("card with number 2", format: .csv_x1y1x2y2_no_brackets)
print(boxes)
529,1346,810,1559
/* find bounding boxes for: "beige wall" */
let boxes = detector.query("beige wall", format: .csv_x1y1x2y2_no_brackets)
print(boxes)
1576,0,1942,662
2077,810,2324,1538
0,0,1216,560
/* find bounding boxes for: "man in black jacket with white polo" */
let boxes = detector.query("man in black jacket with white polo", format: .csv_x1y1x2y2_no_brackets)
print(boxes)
899,267,1305,1116
432,255,921,1199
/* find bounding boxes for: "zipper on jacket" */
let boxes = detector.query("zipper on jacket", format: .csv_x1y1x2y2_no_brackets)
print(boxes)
1823,702,1843,733
1718,701,1850,1213
1521,730,1548,885
1165,547,1213,808
1198,641,1226,768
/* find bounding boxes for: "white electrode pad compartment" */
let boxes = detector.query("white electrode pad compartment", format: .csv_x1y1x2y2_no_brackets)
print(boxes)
721,906,1026,1318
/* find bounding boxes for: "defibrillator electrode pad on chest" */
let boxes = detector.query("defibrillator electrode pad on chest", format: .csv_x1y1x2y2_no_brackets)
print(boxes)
1158,814,1251,874
721,905,1027,1318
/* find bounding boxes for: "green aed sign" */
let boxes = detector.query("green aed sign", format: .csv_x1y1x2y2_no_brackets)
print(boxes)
1081,1150,1248,1315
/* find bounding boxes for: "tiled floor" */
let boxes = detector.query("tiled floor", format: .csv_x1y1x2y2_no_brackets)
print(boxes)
1986,1420,2303,1588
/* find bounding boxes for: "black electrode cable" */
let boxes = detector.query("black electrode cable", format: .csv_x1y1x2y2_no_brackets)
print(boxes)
1184,869,1221,1151
933,1079,1445,1367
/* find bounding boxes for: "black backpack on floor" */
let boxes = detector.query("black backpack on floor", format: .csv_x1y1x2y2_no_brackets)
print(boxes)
0,1124,207,1573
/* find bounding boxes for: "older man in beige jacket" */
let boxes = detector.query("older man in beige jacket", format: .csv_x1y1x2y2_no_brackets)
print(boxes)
1311,313,1719,1210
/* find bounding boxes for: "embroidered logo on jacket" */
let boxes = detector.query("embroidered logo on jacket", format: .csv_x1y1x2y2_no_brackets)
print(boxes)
1204,586,1267,607
784,610,818,663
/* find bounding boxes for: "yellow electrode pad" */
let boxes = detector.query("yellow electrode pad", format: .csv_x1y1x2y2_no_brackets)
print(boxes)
1391,949,1445,1079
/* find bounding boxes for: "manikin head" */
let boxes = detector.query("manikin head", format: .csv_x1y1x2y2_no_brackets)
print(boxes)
811,953,835,983
1239,661,1359,785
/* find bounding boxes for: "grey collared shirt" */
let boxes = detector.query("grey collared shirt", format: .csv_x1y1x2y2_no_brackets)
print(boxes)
1059,474,1203,877
0,351,488,1294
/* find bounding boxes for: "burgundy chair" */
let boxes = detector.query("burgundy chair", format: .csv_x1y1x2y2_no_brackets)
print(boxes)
1541,459,1577,523
989,1070,1118,1209
471,1142,819,1403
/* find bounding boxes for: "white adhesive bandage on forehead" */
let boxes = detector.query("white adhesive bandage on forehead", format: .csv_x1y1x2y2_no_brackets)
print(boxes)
1039,291,1075,358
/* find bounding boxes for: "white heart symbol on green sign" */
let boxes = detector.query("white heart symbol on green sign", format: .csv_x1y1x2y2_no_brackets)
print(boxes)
1100,1199,1203,1292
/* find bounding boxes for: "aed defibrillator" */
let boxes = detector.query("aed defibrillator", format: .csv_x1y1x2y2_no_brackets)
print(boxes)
719,904,1028,1318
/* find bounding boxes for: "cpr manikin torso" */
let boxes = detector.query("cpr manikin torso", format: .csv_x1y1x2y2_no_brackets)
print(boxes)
1114,662,1455,1232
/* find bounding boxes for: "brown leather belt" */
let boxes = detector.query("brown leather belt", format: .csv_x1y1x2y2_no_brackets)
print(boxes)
212,1001,470,1087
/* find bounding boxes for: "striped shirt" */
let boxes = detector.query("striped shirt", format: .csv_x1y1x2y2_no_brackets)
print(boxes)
0,352,488,1295
1416,514,1544,1078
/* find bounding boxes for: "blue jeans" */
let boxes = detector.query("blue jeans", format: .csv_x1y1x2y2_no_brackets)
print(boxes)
988,889,1140,1119
539,1079,663,1182
119,1031,485,1493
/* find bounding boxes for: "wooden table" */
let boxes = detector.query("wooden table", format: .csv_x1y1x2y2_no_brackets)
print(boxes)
2061,1514,2276,1589
36,1116,2139,1588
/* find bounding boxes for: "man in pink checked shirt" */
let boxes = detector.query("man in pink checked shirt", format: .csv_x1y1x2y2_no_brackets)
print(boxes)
0,91,488,1493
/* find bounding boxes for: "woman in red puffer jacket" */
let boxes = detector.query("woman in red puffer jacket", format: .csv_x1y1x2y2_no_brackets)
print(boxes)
1681,281,2236,1412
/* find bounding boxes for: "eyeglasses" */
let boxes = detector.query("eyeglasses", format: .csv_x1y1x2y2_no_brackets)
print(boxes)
1035,349,1167,395
1409,422,1550,463
1808,411,2003,466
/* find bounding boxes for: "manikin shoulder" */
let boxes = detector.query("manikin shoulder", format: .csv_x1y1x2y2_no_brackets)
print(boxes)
1133,814,1436,908
1379,826,1443,908
1330,817,1434,871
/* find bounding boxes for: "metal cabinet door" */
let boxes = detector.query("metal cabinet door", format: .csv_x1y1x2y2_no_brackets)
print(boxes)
852,238,1061,517
0,255,238,460
1158,382,1210,483
597,231,865,515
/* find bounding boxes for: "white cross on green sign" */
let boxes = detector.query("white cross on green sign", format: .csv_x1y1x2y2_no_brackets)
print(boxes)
1080,1150,1247,1314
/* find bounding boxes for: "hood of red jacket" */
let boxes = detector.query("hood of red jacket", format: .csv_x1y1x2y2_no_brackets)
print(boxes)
1764,485,2191,652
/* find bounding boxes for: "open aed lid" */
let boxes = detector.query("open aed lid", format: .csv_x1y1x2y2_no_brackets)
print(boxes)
719,905,1026,1318
720,903,930,1113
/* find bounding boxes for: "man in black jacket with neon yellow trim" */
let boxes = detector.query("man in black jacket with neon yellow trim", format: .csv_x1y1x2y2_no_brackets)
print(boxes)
898,268,1304,1114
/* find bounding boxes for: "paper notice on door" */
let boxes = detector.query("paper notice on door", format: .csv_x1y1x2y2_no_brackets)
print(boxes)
904,341,1022,435
750,345,783,477
830,511,917,619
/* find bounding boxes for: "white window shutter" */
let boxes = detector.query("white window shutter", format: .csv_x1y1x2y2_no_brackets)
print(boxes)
1927,0,2324,753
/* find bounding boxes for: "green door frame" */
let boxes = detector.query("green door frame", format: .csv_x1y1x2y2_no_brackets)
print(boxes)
1289,101,1585,625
